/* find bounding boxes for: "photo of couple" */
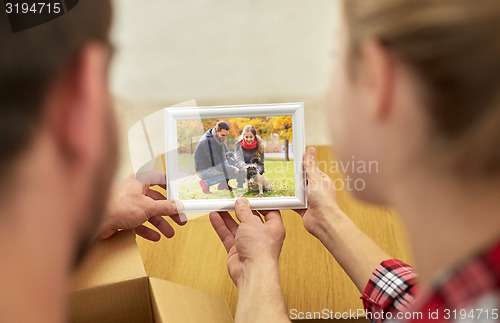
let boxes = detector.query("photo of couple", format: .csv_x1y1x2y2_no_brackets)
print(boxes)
176,116,295,200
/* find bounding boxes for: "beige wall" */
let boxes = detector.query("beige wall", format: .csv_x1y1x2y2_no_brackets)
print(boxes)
110,0,341,178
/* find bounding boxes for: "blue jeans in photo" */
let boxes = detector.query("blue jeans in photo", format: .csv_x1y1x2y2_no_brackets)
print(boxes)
198,165,245,187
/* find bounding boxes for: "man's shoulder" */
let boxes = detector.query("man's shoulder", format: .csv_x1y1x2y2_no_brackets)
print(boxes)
195,131,211,154
198,130,212,142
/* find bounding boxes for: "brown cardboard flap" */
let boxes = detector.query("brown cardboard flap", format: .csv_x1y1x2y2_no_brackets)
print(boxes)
69,230,233,322
68,277,153,323
70,230,146,292
149,277,233,323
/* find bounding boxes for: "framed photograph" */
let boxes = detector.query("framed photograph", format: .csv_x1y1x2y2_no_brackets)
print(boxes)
164,103,307,212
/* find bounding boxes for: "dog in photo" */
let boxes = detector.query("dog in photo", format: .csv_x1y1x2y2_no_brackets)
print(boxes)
245,161,272,196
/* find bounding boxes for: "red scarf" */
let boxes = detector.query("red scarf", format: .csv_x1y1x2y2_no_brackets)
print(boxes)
240,139,257,150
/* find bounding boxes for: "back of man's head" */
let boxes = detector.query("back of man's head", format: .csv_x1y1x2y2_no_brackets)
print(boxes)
0,0,112,181
0,3,116,321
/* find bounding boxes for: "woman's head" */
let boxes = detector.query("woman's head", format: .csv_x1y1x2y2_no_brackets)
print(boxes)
242,125,257,145
327,0,500,203
239,125,265,157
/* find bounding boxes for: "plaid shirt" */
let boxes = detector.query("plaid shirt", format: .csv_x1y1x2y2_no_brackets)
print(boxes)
361,239,500,322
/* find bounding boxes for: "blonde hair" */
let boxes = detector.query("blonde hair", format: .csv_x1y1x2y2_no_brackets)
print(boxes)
237,125,266,158
344,0,500,174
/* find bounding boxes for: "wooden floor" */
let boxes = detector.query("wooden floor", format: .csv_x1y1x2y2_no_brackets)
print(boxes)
137,146,414,317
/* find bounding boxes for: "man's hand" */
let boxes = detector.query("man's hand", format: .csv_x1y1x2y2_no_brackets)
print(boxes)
98,174,187,241
209,197,285,286
294,147,344,240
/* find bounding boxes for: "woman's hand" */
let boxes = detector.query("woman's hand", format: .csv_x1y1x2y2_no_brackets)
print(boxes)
295,148,391,293
294,147,346,241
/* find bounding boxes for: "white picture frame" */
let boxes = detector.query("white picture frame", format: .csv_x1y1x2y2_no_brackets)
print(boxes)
164,103,307,213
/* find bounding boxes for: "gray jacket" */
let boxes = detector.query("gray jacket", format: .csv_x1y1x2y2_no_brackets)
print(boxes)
194,128,230,172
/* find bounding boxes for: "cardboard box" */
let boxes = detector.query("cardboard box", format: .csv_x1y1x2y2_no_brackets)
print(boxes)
69,230,234,323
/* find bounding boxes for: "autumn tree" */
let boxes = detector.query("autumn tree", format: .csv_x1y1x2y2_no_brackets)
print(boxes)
193,116,292,159
269,116,293,161
177,119,205,154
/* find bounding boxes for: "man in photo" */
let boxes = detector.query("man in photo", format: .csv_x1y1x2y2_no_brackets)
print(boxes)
194,121,246,194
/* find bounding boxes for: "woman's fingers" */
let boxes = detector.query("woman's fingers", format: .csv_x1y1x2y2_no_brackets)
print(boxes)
296,149,317,218
303,147,319,176
303,147,324,190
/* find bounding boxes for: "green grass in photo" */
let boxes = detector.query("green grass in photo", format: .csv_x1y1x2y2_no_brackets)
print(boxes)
178,160,295,200
177,154,196,176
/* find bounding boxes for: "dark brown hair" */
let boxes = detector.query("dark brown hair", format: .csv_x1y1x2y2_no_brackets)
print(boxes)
216,121,230,131
0,0,112,178
344,0,500,174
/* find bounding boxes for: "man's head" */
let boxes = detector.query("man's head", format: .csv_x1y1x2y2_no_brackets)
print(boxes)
0,0,116,265
214,121,230,142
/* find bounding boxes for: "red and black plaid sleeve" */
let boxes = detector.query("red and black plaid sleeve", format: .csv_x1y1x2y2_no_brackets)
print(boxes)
361,259,419,323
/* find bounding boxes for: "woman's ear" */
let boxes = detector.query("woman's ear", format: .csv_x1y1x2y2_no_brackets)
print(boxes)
358,39,396,121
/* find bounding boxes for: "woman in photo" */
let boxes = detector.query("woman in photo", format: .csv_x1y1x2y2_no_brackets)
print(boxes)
234,125,266,175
